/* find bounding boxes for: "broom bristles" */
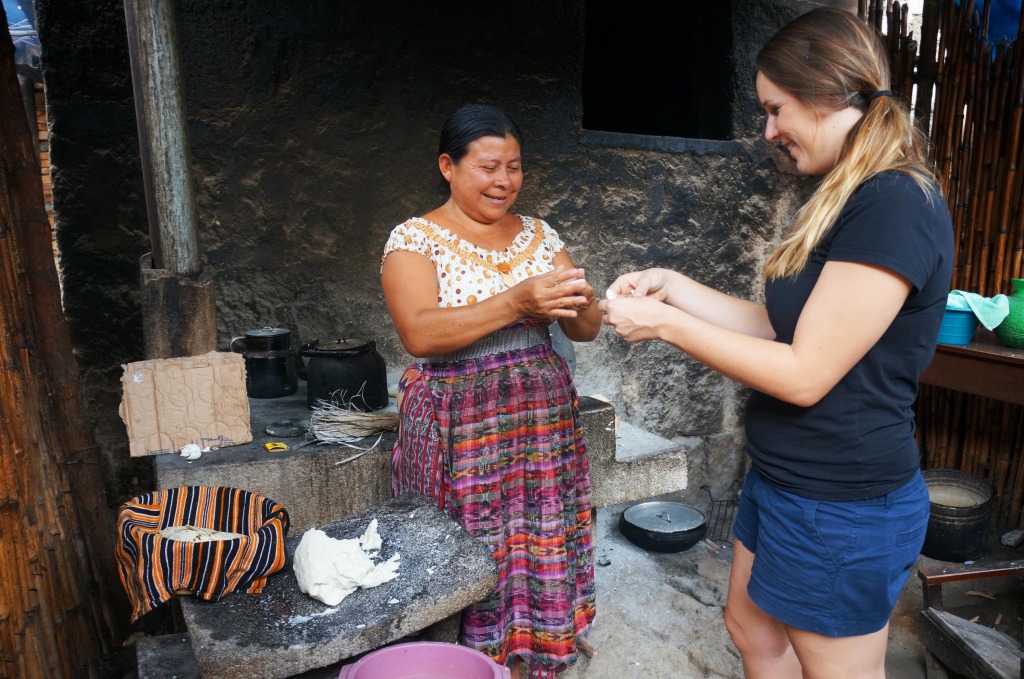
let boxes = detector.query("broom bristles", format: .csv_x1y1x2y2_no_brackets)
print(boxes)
309,397,398,446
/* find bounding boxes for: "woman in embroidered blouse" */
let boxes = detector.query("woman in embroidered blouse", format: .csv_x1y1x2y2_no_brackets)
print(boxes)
381,104,601,679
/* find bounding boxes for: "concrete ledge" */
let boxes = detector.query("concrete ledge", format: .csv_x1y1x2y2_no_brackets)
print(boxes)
155,390,688,532
155,390,394,533
579,397,690,508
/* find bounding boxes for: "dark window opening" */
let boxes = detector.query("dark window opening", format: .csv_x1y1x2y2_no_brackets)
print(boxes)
582,1,734,141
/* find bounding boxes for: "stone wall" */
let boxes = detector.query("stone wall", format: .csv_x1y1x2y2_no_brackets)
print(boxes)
34,0,811,504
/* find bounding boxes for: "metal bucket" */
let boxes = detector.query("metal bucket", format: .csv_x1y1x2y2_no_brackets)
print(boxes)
229,326,298,399
921,469,995,562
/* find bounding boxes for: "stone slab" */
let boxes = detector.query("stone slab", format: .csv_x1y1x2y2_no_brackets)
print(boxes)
179,493,497,679
136,633,200,679
615,422,683,463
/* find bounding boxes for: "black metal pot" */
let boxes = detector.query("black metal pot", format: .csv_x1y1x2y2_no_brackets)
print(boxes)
619,501,708,553
229,327,298,399
296,338,388,411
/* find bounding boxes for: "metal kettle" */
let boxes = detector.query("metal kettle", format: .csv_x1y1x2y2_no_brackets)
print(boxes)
296,338,388,411
229,326,299,399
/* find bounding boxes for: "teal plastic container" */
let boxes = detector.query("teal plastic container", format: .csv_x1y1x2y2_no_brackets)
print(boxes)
937,308,979,345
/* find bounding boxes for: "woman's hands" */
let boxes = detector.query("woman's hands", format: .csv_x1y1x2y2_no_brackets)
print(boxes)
511,266,595,320
598,295,672,343
382,248,602,356
544,251,602,342
604,268,674,303
600,267,775,341
597,262,912,408
599,268,682,343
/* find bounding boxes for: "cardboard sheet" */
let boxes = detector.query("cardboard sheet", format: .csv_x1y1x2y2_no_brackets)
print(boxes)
119,351,252,457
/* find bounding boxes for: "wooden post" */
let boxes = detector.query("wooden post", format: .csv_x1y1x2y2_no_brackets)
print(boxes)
123,0,217,357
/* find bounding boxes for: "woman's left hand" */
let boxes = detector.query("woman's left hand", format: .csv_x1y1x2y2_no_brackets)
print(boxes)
547,250,602,342
515,266,594,319
570,273,596,312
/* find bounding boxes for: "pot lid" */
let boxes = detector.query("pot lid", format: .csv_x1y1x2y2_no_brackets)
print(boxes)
622,501,706,533
301,338,375,357
319,338,370,351
301,337,378,358
246,326,291,337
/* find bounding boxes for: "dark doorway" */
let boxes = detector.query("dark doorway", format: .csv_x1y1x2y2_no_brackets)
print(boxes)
582,1,734,140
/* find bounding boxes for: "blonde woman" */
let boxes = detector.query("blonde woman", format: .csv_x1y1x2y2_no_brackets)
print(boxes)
601,8,953,678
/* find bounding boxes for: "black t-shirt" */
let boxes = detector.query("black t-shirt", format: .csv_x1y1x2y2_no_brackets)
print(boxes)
745,171,954,501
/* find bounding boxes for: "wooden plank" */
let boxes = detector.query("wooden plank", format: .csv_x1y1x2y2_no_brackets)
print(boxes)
920,334,1024,406
920,607,1022,679
919,560,1024,587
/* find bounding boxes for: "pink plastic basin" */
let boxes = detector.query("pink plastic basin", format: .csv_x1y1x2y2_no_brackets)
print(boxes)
338,641,511,679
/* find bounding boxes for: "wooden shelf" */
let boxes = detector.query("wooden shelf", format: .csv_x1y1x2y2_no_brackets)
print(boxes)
920,330,1024,406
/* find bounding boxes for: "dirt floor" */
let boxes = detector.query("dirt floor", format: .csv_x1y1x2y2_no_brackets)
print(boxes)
559,495,1024,679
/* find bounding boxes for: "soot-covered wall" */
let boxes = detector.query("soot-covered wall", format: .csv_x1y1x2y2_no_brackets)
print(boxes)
34,0,809,505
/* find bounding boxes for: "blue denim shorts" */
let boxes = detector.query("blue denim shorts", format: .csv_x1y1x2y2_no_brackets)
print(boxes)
732,466,929,637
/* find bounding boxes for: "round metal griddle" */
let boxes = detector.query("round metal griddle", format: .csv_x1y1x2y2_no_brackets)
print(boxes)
619,501,708,553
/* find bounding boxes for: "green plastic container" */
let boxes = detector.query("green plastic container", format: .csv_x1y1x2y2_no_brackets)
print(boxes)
994,278,1024,349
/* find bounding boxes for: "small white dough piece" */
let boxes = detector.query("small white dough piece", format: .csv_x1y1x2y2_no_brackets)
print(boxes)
359,518,383,552
180,443,202,459
605,288,618,300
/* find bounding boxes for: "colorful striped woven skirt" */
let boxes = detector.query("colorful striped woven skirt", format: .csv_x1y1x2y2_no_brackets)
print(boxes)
392,342,595,678
115,485,289,621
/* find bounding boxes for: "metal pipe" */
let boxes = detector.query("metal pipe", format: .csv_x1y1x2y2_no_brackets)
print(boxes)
123,0,200,275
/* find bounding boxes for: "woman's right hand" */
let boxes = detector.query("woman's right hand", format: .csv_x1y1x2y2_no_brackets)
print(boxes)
599,294,675,343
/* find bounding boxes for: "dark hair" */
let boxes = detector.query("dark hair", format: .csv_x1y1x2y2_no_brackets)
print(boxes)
438,104,523,163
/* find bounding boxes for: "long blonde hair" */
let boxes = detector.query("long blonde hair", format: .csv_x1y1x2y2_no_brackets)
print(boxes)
759,8,936,279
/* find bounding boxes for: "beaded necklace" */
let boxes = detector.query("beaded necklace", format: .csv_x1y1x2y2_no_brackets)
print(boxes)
411,216,545,288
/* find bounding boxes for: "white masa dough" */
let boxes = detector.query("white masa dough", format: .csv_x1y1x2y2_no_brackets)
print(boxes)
293,519,400,606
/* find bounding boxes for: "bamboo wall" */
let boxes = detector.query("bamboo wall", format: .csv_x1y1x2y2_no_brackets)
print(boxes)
868,0,1024,528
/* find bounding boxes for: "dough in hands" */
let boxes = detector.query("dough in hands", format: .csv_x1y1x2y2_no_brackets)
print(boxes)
606,286,639,300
